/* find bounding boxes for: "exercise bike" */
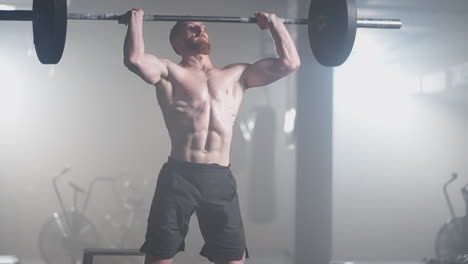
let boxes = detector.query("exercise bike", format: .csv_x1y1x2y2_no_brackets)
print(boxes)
37,167,116,264
432,173,468,264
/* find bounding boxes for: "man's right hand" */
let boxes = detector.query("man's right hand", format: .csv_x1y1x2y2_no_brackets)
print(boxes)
118,9,144,25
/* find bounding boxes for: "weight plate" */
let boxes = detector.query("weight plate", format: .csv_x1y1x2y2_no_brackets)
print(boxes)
33,0,67,64
308,0,357,66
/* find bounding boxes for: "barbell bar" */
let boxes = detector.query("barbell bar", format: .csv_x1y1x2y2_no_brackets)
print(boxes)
66,14,401,29
0,0,402,66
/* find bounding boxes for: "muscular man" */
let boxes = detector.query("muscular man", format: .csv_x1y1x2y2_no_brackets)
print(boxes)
119,9,300,264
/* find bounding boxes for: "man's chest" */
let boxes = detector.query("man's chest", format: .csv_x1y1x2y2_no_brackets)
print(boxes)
172,71,242,103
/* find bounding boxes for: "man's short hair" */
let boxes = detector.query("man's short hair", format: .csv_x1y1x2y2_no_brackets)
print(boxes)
169,21,185,55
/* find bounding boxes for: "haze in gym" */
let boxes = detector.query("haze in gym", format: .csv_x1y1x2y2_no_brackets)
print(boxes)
1,0,468,264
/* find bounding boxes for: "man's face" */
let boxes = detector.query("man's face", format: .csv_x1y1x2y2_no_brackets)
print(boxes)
178,22,211,55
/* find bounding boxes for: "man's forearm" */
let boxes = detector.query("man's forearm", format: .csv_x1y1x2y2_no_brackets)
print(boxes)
267,16,300,69
124,12,145,63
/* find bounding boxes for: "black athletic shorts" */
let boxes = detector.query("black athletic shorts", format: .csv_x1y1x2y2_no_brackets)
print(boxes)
140,157,249,262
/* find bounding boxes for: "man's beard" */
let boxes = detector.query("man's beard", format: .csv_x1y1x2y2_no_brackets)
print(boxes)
185,38,211,55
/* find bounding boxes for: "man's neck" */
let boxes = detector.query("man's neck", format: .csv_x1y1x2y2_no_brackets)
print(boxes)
180,54,214,71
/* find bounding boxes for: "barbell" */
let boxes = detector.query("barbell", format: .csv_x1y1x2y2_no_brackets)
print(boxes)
0,0,401,66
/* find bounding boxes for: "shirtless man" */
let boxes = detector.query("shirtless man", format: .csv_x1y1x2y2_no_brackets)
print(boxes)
119,9,300,264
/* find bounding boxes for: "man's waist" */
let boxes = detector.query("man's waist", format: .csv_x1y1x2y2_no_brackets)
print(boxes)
167,156,230,169
169,147,230,167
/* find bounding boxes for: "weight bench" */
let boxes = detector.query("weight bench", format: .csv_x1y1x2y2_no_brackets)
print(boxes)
82,248,144,264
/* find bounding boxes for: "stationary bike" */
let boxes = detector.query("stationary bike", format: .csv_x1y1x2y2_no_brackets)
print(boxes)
433,173,468,263
37,167,115,264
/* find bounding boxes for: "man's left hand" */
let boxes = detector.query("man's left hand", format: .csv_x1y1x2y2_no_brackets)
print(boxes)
255,12,276,30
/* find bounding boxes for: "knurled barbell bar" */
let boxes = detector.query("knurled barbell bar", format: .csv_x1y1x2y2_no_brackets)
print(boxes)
0,0,401,66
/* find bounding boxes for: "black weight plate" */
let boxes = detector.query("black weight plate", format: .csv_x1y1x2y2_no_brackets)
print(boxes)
33,0,67,64
308,0,357,66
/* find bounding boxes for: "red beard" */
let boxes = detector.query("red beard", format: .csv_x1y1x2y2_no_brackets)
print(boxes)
185,37,211,55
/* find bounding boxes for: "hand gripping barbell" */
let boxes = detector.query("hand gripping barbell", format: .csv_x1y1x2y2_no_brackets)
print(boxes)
0,0,401,66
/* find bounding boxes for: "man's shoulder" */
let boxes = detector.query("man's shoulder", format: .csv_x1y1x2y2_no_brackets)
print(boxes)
159,58,177,67
160,59,185,77
222,63,250,72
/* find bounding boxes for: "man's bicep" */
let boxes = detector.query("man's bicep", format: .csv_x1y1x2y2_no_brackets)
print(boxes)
128,54,169,85
241,58,285,89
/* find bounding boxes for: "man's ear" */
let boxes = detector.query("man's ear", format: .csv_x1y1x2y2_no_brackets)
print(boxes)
173,38,183,55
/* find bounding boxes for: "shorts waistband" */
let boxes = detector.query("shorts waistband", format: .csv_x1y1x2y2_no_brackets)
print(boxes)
167,156,231,170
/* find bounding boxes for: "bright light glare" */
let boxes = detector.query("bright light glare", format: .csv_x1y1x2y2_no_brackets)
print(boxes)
349,33,386,64
0,4,16,10
335,64,419,121
283,108,296,134
0,255,19,264
334,32,422,124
